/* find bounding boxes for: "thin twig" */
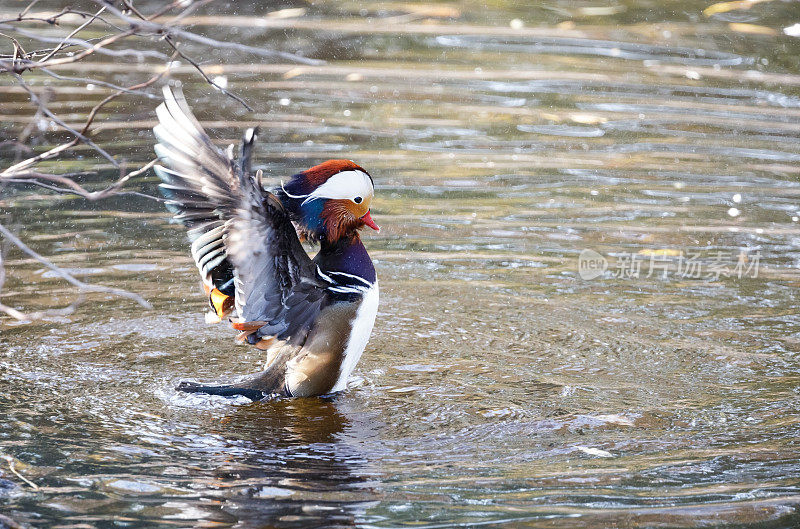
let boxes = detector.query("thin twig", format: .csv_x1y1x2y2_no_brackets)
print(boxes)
1,160,160,201
91,0,323,65
122,0,252,110
0,31,29,62
0,234,81,323
37,5,107,64
166,39,254,111
1,178,162,202
38,67,160,98
0,25,140,73
10,72,119,168
18,0,41,18
0,296,86,323
0,222,152,309
1,7,125,31
2,455,39,490
2,67,168,177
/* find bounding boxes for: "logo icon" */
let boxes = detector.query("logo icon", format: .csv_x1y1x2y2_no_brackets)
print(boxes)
578,249,607,280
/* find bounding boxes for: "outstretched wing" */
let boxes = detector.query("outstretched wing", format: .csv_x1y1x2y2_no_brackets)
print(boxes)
153,88,237,297
153,86,329,344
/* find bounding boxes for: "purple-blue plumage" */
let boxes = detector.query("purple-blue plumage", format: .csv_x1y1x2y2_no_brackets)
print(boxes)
152,87,380,400
316,237,377,285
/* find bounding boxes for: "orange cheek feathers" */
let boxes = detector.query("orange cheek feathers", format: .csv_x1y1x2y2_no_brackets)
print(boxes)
322,198,377,240
346,198,379,231
345,199,370,219
321,200,353,241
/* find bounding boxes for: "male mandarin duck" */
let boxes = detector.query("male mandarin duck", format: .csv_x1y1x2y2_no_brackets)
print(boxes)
152,87,379,400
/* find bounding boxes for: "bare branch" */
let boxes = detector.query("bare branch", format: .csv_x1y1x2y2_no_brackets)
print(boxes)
166,39,254,111
0,0,326,318
2,66,168,178
0,25,141,73
0,178,161,202
9,72,119,167
36,5,108,64
0,222,152,309
37,67,160,99
91,0,323,65
18,0,41,19
0,160,163,202
0,295,86,323
0,234,89,322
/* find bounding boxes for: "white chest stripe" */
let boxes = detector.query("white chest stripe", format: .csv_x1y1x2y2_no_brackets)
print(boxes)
331,282,379,392
328,285,369,295
327,270,373,287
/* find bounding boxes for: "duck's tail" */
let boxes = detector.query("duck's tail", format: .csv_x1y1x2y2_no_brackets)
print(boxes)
176,345,295,400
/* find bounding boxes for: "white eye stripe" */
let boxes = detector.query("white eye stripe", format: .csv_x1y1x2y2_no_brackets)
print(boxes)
300,170,373,205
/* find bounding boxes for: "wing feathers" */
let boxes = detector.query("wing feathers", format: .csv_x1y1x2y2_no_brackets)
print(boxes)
153,86,328,344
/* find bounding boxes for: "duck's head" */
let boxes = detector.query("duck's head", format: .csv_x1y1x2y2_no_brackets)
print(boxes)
277,160,379,243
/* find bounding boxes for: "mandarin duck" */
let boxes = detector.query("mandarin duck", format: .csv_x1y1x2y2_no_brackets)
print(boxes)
153,87,379,400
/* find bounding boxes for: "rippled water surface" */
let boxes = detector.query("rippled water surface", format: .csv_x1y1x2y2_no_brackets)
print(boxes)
2,1,800,527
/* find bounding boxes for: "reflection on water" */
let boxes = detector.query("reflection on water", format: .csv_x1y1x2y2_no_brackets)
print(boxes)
188,400,379,528
2,0,800,527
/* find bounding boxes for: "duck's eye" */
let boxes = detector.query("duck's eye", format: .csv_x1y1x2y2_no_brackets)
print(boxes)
353,196,363,204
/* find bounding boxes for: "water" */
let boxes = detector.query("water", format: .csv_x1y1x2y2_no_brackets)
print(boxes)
2,1,800,527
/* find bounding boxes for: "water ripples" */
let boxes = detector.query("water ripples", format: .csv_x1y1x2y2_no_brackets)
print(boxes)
2,2,800,528
434,35,751,66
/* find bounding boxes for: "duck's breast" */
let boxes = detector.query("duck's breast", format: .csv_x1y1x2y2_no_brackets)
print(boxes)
331,282,379,392
284,282,379,396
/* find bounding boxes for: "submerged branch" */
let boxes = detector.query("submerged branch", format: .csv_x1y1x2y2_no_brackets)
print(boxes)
0,296,86,323
0,238,87,323
1,454,39,490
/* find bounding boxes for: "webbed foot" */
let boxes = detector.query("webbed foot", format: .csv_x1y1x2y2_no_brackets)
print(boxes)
176,380,266,401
